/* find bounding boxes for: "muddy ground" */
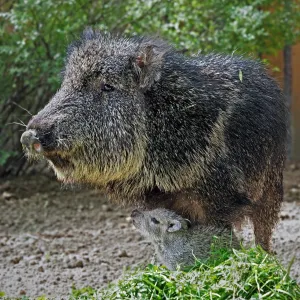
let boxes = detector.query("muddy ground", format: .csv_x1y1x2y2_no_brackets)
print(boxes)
0,164,300,299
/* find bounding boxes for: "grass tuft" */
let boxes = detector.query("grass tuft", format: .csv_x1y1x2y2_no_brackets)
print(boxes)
1,246,299,299
70,246,300,300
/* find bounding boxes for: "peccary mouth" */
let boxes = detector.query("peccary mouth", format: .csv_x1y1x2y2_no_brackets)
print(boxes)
45,153,72,170
44,152,76,183
24,144,72,169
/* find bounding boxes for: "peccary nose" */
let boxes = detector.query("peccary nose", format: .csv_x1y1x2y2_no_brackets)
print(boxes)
20,130,43,153
131,209,142,218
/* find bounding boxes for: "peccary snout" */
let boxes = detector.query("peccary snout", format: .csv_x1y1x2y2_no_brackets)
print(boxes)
20,129,41,152
21,117,57,153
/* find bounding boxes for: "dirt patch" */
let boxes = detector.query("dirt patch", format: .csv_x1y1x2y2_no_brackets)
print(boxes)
0,164,300,298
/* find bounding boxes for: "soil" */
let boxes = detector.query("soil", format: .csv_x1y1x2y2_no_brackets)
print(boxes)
0,164,300,299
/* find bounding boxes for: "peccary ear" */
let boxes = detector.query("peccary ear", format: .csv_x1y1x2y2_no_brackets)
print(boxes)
167,220,182,232
184,218,192,229
133,38,170,89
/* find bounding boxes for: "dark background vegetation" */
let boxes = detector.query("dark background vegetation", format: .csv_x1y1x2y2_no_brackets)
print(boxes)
1,0,300,176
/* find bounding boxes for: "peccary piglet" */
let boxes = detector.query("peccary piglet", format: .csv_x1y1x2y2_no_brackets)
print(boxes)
131,208,239,270
21,29,288,251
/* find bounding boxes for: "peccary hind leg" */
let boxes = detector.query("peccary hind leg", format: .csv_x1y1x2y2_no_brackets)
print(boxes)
252,168,283,252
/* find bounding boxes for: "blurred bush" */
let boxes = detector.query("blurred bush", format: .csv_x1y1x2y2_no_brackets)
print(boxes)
0,0,299,175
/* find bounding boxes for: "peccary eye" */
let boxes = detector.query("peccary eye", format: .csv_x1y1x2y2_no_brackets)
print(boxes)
151,217,160,224
100,82,114,92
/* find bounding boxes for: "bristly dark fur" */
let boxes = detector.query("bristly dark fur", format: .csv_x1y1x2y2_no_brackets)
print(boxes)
22,29,288,251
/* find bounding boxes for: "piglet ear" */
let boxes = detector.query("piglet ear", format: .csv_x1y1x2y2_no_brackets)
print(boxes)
184,219,192,229
133,38,171,89
167,220,182,232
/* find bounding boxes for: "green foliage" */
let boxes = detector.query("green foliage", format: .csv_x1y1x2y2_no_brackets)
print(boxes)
0,150,11,166
1,0,299,102
0,0,91,173
0,0,300,174
71,247,300,300
0,0,89,100
123,0,300,54
35,297,48,300
70,286,101,300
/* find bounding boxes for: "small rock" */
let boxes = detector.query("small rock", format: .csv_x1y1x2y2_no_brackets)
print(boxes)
38,266,44,272
74,260,84,268
290,188,299,195
2,191,15,200
101,204,112,212
64,257,71,264
68,260,84,268
117,250,130,258
290,164,299,171
118,223,127,229
11,256,22,264
280,214,290,220
19,290,26,295
0,181,11,192
137,236,144,241
35,254,42,260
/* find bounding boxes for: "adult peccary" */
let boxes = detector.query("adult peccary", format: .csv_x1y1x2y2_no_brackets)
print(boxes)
20,29,288,251
131,208,239,270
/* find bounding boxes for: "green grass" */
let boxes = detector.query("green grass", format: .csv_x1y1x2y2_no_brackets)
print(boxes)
69,246,300,300
1,246,299,300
